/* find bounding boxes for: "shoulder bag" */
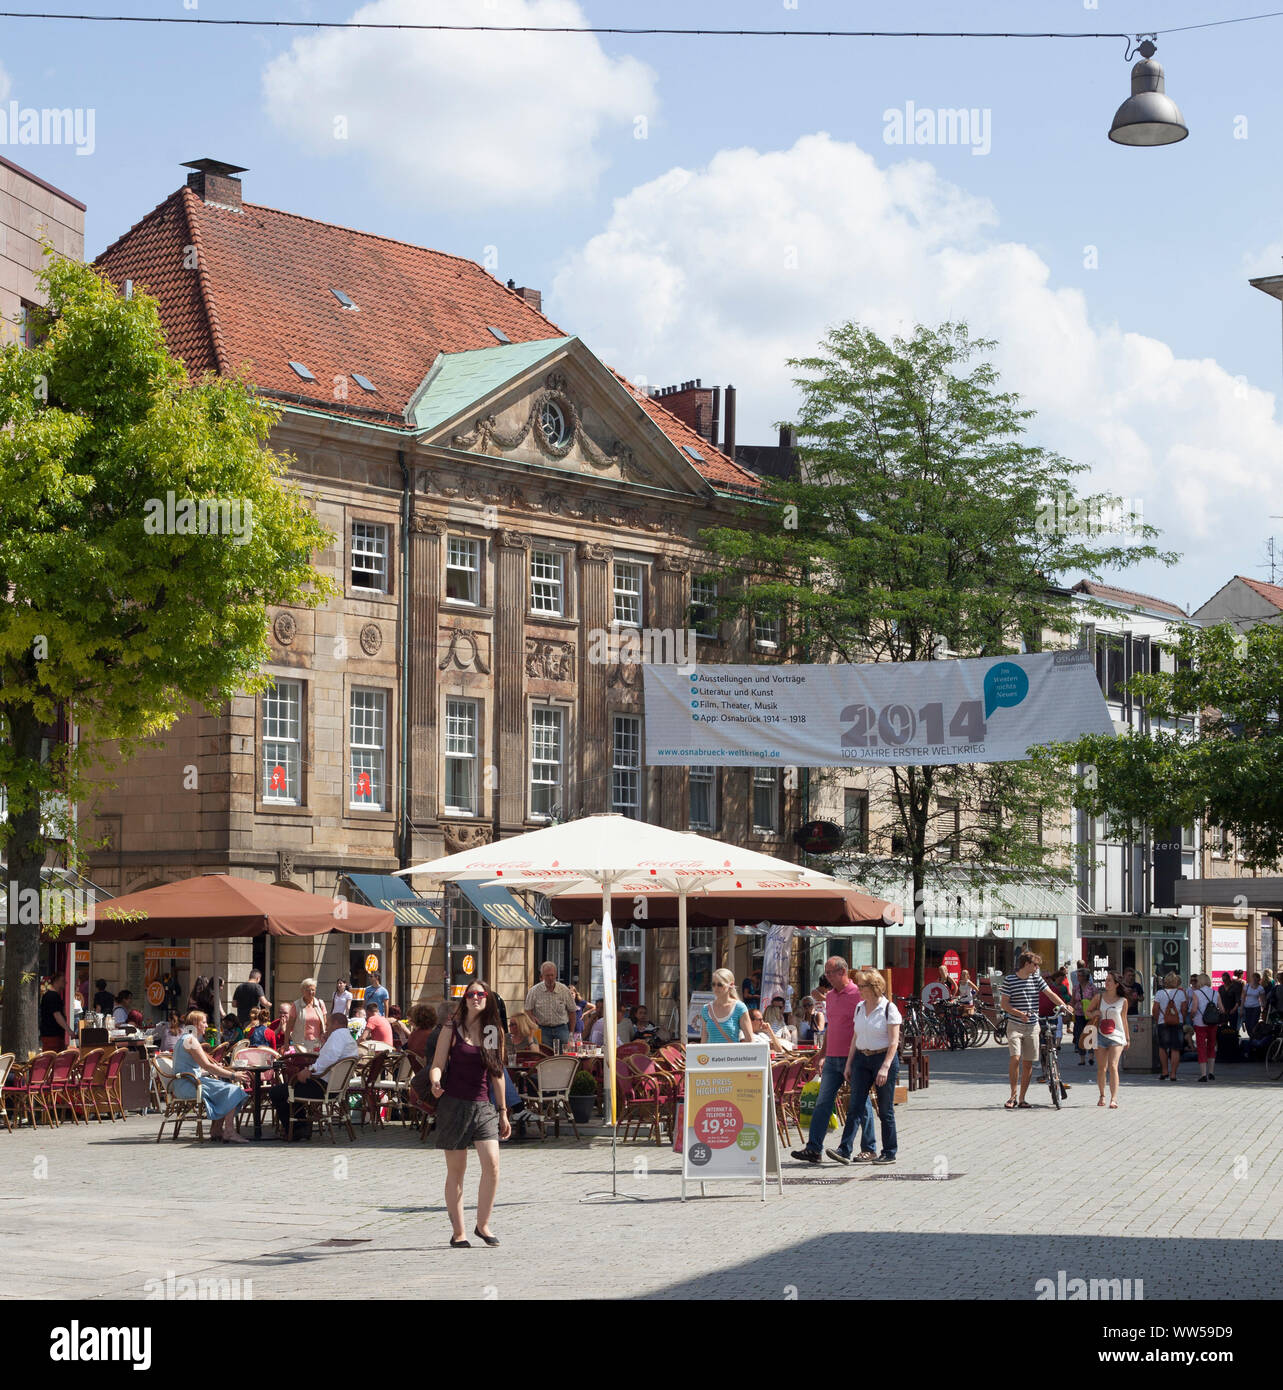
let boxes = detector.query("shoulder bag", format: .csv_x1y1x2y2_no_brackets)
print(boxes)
1199,989,1224,1028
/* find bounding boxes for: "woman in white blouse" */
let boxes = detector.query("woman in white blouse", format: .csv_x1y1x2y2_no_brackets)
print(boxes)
840,970,903,1165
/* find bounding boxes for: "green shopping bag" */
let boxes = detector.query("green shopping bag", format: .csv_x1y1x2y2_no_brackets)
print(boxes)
797,1078,838,1131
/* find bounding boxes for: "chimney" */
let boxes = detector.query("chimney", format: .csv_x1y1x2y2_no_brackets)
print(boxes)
710,386,721,448
655,379,715,440
182,158,247,210
723,384,737,456
506,278,542,312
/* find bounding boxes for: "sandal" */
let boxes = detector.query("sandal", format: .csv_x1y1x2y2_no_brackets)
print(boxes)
1017,1101,1032,1109
1108,1101,1118,1109
1004,1098,1017,1110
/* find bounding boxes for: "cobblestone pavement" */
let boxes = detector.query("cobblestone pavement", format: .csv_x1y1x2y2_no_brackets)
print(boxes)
2,1043,1280,1300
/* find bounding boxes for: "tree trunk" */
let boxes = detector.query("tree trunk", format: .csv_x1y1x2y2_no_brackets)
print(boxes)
912,854,926,996
1,706,46,1057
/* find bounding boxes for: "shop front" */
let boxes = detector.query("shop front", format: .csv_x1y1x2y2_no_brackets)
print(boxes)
1077,914,1190,992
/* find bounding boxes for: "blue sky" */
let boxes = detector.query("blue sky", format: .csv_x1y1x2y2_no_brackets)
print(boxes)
4,0,1282,611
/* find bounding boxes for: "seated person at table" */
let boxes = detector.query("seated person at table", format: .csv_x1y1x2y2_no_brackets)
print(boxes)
404,1005,439,1066
795,997,817,1044
172,1011,252,1143
348,1002,369,1039
269,1012,359,1139
748,1008,790,1052
219,1014,244,1046
510,1011,542,1050
630,1005,659,1044
764,998,796,1047
363,1007,394,1046
112,990,135,1028
154,1011,184,1051
246,1007,279,1051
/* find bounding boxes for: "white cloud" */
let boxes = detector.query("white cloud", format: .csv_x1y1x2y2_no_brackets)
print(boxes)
552,132,1283,608
262,0,656,207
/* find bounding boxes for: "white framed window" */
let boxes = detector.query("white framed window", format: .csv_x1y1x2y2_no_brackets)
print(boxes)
530,706,564,820
754,613,780,648
691,576,718,639
611,715,642,819
613,561,644,627
445,698,478,815
445,536,481,606
531,549,565,616
350,521,389,592
752,766,780,834
349,688,388,809
843,788,868,850
618,926,644,950
262,679,303,804
689,765,717,831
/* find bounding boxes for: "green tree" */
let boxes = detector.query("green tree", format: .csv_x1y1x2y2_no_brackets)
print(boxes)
0,255,336,1054
701,322,1172,991
1042,622,1283,868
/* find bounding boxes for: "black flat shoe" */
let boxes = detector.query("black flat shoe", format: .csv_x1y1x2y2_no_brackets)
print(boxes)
450,1237,471,1248
474,1227,500,1247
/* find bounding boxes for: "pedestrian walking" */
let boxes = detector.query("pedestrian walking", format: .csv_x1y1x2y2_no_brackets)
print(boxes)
1000,951,1071,1110
1071,963,1097,1067
791,956,862,1163
839,969,903,1165
1094,970,1129,1107
429,980,510,1248
1243,973,1265,1038
232,969,266,1025
1187,973,1220,1081
1152,972,1187,1081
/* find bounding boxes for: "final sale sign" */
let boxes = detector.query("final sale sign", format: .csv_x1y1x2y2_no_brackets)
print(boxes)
643,651,1114,768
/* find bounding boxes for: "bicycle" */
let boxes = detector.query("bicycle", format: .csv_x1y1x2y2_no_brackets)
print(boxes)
1266,1019,1283,1081
1037,1012,1071,1109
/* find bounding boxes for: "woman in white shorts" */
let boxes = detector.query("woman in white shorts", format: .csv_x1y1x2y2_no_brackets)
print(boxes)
1095,970,1129,1108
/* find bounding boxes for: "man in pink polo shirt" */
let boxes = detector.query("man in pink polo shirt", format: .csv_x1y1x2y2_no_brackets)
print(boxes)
792,956,862,1164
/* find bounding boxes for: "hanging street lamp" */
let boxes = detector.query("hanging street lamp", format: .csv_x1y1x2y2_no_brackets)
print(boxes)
1109,36,1188,146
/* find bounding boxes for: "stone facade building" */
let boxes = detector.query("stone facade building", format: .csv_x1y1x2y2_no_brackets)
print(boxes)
0,153,84,345
85,160,793,1026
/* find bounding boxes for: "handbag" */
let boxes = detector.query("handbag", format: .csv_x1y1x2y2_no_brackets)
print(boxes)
409,1025,447,1112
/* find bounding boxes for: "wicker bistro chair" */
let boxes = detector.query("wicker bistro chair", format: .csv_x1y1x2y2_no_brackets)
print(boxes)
68,1048,106,1123
290,1053,359,1143
618,1053,677,1145
522,1055,581,1141
14,1052,58,1127
47,1049,81,1126
348,1050,388,1129
152,1053,206,1142
98,1048,130,1122
0,1053,16,1132
374,1051,415,1125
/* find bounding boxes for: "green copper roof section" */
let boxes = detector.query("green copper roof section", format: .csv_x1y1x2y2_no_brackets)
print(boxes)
408,336,575,433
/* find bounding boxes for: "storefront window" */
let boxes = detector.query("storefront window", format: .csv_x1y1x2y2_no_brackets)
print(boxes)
687,926,714,993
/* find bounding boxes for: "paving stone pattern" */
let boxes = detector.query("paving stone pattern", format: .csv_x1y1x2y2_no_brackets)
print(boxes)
2,1045,1280,1300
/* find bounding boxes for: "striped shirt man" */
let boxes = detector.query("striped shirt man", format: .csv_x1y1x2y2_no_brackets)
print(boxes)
1001,970,1049,1022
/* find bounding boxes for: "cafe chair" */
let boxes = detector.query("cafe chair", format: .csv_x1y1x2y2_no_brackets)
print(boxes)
152,1054,206,1142
97,1047,129,1122
290,1054,358,1143
68,1047,106,1124
376,1051,416,1124
522,1055,581,1141
0,1053,16,1131
619,1053,677,1145
348,1050,388,1129
47,1049,81,1126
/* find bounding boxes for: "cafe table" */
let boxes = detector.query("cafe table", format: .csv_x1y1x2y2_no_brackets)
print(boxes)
236,1061,276,1140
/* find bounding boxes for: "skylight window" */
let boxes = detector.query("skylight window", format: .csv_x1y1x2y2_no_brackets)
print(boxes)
288,361,316,381
487,325,511,343
330,288,357,309
352,373,377,393
683,445,705,462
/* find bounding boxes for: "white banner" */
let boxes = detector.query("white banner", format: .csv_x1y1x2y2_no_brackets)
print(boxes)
643,651,1113,767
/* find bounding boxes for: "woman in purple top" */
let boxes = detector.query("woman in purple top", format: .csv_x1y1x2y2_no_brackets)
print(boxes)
430,980,510,1248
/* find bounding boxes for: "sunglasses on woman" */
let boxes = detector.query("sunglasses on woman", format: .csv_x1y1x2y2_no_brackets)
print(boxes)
465,990,487,1001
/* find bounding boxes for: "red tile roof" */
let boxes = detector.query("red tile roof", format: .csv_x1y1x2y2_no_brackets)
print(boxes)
1071,580,1188,620
1236,575,1283,610
95,187,759,493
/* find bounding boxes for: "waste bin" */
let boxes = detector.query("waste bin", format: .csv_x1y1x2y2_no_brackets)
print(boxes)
1122,1014,1155,1071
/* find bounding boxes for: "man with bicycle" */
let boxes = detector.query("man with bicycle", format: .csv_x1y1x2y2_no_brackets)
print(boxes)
1001,950,1072,1110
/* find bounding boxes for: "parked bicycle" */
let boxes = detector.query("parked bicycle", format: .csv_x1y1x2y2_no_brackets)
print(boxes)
1038,1014,1070,1109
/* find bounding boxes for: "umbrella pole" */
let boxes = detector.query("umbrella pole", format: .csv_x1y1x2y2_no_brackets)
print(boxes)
678,890,689,1049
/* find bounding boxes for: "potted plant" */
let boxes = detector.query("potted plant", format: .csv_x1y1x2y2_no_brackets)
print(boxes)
569,1069,597,1124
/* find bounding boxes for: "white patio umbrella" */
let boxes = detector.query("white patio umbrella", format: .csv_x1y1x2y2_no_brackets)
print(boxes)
394,813,846,1047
